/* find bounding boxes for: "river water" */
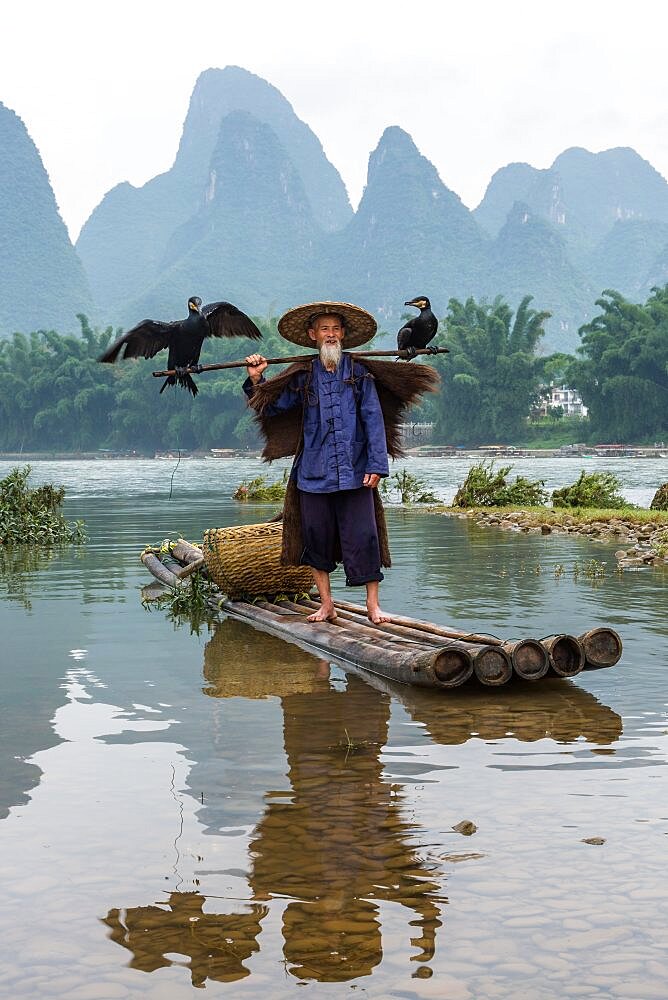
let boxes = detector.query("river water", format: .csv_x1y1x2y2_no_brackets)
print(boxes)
0,458,667,999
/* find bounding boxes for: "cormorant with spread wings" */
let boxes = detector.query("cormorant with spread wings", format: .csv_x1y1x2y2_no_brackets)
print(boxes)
99,296,262,396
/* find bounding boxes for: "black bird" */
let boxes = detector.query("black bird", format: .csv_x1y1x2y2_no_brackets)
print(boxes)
396,296,438,360
99,296,262,396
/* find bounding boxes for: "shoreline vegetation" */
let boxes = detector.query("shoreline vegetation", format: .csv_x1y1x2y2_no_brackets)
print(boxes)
1,287,667,454
227,463,668,570
0,466,85,545
435,506,668,570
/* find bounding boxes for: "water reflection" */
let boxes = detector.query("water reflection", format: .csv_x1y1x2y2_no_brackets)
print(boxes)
366,675,623,747
207,621,445,981
103,895,268,986
104,620,446,985
0,545,59,610
248,670,443,981
102,618,626,987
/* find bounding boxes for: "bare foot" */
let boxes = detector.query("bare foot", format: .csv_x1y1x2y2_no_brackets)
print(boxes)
367,605,390,625
307,605,337,623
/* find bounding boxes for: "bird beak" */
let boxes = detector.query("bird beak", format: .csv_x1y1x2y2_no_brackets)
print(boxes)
404,299,417,307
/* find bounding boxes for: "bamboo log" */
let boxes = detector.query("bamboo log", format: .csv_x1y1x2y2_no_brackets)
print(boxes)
331,598,504,646
266,599,436,664
140,551,180,588
578,628,623,670
170,539,203,564
470,645,512,686
152,346,449,378
299,597,508,685
175,556,205,579
501,639,550,681
542,635,585,677
221,598,473,688
271,599,420,647
315,598,480,648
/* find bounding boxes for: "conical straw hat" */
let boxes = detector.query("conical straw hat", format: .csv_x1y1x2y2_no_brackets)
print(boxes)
278,301,377,348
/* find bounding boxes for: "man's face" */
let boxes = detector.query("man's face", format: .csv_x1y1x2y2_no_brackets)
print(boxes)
307,315,345,348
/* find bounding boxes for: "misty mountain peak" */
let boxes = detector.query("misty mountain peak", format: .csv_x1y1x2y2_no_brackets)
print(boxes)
175,65,351,232
368,126,433,181
0,102,92,334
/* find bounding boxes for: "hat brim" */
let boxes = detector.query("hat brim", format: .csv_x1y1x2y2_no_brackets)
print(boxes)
277,301,377,348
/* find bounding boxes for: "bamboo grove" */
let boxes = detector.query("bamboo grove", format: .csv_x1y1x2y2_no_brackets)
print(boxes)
0,289,666,452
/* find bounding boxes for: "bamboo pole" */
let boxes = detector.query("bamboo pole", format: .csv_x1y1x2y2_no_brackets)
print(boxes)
152,346,449,378
471,645,513,686
501,639,550,681
578,628,623,670
330,597,503,646
542,635,585,677
298,597,510,685
174,556,205,579
140,551,180,588
267,599,426,654
221,597,473,688
330,598,553,681
170,539,203,564
304,597,455,647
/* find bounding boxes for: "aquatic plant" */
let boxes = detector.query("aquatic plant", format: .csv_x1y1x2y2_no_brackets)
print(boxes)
552,471,631,509
0,466,85,545
380,468,440,504
452,461,548,508
650,483,668,511
232,471,288,502
573,558,607,582
144,569,220,635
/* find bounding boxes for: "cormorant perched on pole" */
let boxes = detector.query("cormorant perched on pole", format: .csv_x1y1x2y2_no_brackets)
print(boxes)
396,296,438,360
99,296,262,396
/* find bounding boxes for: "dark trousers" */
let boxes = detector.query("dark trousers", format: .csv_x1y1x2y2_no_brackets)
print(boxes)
298,487,384,587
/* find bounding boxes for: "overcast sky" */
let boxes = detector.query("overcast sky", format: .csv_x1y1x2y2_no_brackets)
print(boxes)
3,0,668,240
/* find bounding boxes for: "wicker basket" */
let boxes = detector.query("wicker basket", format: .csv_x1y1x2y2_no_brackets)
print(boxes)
203,522,313,598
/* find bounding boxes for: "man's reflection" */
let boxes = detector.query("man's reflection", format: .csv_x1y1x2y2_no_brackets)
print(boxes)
248,666,444,981
102,894,267,987
102,617,622,987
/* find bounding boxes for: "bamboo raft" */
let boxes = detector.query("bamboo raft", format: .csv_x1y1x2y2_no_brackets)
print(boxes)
140,539,623,691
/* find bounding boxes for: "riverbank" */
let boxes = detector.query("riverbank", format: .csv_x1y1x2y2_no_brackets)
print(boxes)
437,505,668,568
2,446,667,461
407,446,668,459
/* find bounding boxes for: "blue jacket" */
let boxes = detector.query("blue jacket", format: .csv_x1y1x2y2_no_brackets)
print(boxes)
243,353,389,493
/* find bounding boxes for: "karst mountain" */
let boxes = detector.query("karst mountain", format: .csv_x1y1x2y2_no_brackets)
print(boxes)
4,67,668,352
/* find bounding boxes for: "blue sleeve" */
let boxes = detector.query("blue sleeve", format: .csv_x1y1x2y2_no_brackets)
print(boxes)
243,373,305,416
358,373,389,477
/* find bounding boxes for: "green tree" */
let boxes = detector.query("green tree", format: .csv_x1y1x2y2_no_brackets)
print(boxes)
432,294,551,445
570,287,668,442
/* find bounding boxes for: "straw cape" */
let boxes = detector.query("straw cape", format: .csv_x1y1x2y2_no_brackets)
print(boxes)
247,356,440,568
277,301,377,348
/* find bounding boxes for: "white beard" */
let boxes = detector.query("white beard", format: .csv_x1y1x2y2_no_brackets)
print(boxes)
320,341,342,370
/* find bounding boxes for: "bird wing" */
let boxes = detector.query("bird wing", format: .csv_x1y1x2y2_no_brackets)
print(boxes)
396,324,414,350
201,301,263,341
98,320,179,363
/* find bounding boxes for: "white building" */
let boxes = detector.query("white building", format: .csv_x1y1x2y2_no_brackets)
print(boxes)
539,384,588,417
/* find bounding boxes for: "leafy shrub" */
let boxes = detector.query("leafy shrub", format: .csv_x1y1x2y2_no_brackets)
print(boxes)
380,469,440,504
650,483,668,511
552,471,630,509
232,472,288,502
0,466,86,544
452,461,548,508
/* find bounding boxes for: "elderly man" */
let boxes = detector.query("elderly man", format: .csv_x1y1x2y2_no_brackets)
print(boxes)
244,302,391,624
